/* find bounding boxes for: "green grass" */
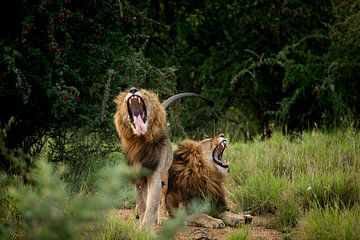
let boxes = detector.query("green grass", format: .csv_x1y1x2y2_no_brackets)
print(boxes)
225,227,251,240
297,205,360,240
1,127,359,239
99,213,155,240
226,128,360,237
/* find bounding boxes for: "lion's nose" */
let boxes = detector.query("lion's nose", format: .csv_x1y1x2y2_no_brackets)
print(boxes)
129,87,138,94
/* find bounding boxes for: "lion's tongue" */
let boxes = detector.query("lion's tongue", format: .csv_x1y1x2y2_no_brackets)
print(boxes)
134,115,147,134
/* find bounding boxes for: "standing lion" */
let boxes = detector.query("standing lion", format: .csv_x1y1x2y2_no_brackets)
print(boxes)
114,87,211,228
166,134,252,229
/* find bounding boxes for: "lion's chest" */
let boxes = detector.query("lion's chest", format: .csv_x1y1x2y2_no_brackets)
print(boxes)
124,135,169,171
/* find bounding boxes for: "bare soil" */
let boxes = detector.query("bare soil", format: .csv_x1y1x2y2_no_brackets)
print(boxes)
116,209,282,240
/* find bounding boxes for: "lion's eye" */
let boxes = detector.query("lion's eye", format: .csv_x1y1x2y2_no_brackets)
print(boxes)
219,133,225,138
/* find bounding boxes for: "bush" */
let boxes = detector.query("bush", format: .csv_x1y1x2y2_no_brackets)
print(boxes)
0,156,142,240
0,0,177,164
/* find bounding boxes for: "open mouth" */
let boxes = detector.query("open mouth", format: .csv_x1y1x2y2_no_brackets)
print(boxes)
127,94,147,135
212,140,229,169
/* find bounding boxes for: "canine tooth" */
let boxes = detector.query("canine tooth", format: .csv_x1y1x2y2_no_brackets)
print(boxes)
138,98,141,104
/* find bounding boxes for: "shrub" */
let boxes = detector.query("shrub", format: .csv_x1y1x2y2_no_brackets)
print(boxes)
1,158,141,240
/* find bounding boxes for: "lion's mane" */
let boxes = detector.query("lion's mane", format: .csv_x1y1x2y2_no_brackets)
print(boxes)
167,139,228,211
113,89,169,171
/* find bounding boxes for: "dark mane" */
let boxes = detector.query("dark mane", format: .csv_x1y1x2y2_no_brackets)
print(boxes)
125,129,170,171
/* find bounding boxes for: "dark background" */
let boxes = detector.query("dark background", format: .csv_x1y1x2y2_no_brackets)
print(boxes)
1,0,359,162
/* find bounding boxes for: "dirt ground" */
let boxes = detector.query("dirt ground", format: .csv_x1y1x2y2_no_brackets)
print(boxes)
116,209,282,240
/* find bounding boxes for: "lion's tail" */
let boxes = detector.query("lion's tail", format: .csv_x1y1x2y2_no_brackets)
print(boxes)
161,93,214,109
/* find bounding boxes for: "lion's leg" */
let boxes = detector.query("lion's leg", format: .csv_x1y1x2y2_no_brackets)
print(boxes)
135,179,147,221
188,213,225,229
142,174,161,227
218,211,253,227
158,145,172,224
158,170,169,224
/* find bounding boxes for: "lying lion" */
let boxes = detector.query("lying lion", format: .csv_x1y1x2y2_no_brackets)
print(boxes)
166,134,252,228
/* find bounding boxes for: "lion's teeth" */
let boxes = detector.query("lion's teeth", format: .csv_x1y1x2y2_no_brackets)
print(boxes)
138,98,141,104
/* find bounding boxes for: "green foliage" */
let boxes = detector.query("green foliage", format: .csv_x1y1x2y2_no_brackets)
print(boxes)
2,0,360,164
0,158,153,240
5,159,104,240
0,0,177,162
123,0,360,134
158,209,187,240
53,130,123,193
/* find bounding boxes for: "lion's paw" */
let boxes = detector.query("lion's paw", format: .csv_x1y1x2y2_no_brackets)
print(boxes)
228,214,244,227
207,218,225,229
219,211,251,227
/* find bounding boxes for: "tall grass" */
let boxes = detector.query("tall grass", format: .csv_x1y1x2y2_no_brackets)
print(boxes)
297,205,360,240
226,128,360,235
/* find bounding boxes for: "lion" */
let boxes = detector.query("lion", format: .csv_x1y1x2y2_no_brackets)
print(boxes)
166,134,252,229
113,87,212,228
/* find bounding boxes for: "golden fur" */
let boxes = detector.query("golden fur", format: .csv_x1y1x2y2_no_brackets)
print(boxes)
166,134,252,228
114,88,172,228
